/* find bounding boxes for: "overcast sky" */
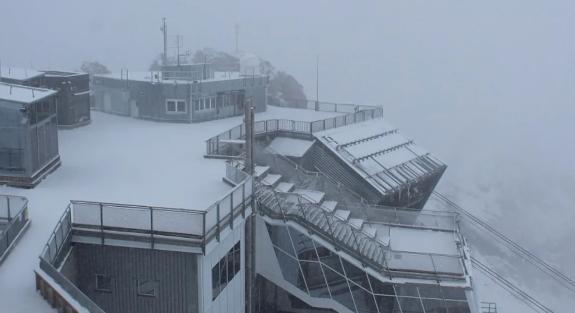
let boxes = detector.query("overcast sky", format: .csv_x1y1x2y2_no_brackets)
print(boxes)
2,0,575,288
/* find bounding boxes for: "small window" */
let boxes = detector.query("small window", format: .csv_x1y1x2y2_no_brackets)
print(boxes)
95,274,112,293
166,99,186,114
211,97,217,109
137,280,159,297
176,100,186,113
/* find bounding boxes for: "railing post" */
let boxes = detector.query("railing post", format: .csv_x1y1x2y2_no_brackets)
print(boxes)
150,207,155,249
216,203,221,242
230,193,234,230
242,183,246,218
202,214,206,255
99,203,104,245
6,197,11,220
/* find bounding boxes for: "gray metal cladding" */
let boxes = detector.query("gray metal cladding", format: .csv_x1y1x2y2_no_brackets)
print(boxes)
63,244,199,313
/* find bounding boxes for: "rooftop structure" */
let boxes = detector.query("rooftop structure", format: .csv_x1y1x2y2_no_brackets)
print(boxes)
41,70,91,128
92,66,268,123
0,83,60,187
0,66,45,87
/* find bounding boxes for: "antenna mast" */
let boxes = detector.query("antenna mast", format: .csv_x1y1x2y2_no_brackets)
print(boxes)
315,55,319,111
161,18,168,66
235,24,240,54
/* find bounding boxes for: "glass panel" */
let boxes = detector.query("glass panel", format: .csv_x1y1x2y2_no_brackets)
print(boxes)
341,257,371,291
300,261,330,298
443,300,471,313
233,242,241,274
322,264,355,312
219,256,228,292
394,284,420,297
266,224,296,257
316,244,344,274
422,299,448,313
289,228,318,261
418,284,442,299
349,280,378,313
369,275,395,296
375,295,402,313
440,287,467,301
274,247,307,294
212,264,219,299
397,297,425,313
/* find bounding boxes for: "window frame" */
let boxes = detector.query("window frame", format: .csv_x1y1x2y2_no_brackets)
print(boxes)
137,279,159,298
165,99,187,114
95,274,113,293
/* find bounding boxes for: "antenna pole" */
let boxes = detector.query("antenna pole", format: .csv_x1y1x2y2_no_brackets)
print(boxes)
161,18,168,66
315,55,319,111
235,24,240,54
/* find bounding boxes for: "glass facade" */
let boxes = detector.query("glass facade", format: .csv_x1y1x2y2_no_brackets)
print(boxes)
265,223,471,313
212,242,241,300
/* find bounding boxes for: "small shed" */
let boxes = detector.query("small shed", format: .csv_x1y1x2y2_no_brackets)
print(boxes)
0,83,60,187
42,71,91,128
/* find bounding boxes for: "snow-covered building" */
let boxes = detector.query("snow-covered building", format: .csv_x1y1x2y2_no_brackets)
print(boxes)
0,66,92,128
41,71,91,128
91,64,268,123
30,103,480,313
0,83,60,187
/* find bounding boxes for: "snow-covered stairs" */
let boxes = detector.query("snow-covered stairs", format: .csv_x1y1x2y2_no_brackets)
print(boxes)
254,183,389,270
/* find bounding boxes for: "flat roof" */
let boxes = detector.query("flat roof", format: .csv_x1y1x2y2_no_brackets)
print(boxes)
315,118,445,194
0,106,343,313
265,137,314,157
95,71,262,84
0,66,44,81
42,70,86,78
0,82,57,104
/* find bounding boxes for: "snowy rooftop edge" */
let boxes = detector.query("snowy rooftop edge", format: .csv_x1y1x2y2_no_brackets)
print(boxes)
95,71,265,84
0,66,44,81
0,82,57,104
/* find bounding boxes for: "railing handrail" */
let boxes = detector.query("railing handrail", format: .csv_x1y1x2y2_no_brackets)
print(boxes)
70,200,206,215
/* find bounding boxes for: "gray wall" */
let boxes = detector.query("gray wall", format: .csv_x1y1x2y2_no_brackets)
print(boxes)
61,244,199,313
0,97,59,181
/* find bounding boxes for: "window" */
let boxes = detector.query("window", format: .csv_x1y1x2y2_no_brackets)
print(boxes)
137,280,159,297
95,274,113,293
212,242,241,300
165,99,187,114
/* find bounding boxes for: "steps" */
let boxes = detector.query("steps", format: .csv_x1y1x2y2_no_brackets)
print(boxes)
320,200,338,213
254,165,271,178
293,189,325,204
262,174,282,187
275,182,295,193
334,209,350,221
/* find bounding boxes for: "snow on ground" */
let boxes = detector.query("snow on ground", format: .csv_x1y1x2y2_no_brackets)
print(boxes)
0,106,342,313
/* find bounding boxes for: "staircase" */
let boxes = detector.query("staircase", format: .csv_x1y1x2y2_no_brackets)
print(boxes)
254,178,392,274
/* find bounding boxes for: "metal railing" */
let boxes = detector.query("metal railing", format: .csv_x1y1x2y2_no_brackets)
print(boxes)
0,195,29,262
205,103,384,156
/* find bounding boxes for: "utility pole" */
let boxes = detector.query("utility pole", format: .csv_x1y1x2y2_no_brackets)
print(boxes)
161,18,168,66
244,96,256,313
176,35,183,67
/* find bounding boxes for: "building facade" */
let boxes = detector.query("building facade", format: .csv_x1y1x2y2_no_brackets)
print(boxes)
0,83,60,187
92,65,268,123
42,71,91,128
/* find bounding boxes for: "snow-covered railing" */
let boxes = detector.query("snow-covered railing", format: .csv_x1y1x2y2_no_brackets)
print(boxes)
205,103,384,157
0,194,29,263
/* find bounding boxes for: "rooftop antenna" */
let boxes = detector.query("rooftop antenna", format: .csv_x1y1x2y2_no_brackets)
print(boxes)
235,23,240,54
161,18,168,66
175,35,184,66
315,55,319,111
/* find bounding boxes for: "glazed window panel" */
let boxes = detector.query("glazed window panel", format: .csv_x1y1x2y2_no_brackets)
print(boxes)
299,261,330,298
212,241,242,300
273,246,307,294
95,274,113,293
137,280,159,298
322,264,355,312
349,280,378,313
289,228,319,261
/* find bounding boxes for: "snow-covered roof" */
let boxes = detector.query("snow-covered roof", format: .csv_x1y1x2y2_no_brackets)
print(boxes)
315,118,445,194
95,71,261,84
0,106,343,313
0,66,44,81
265,137,314,157
0,82,57,104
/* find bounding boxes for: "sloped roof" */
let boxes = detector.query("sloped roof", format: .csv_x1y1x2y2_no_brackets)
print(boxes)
314,118,445,194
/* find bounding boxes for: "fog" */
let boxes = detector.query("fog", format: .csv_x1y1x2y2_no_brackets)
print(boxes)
2,0,574,310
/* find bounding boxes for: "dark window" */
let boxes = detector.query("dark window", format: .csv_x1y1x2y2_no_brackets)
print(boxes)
166,100,176,112
95,274,112,293
290,228,318,261
266,224,296,257
273,246,307,294
137,280,159,297
212,241,242,300
300,261,330,298
349,280,378,313
176,101,186,112
341,257,371,291
322,264,355,312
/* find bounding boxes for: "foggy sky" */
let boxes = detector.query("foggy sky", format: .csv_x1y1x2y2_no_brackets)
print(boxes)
2,0,575,283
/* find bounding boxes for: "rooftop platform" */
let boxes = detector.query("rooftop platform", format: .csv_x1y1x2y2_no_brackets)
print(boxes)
0,66,44,82
95,70,262,84
0,105,342,313
0,82,57,104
